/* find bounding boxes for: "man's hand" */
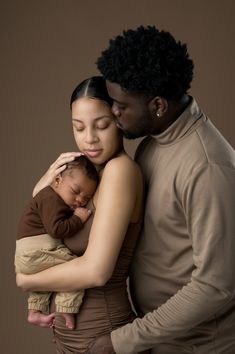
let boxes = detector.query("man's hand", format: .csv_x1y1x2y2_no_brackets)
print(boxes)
85,334,116,354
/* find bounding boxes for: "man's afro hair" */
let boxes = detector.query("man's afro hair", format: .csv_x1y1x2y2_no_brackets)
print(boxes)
97,26,194,100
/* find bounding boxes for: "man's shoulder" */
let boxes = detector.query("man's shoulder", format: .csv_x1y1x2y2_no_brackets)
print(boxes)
195,118,235,169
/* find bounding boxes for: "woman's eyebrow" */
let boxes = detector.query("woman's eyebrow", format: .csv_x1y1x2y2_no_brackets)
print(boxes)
72,115,112,122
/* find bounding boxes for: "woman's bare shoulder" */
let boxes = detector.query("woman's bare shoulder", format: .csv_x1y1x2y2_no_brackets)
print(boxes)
104,152,141,177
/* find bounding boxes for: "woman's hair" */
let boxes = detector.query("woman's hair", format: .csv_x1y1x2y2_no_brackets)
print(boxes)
62,156,99,184
96,26,194,100
70,76,113,107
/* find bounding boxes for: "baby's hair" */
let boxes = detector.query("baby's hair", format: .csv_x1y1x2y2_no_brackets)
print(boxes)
62,155,99,184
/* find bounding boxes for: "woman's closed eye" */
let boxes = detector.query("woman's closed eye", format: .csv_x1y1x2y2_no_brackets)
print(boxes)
96,122,110,130
73,125,84,132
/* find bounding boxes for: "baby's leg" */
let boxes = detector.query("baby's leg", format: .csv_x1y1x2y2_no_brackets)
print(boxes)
60,313,75,330
28,310,55,328
55,289,84,330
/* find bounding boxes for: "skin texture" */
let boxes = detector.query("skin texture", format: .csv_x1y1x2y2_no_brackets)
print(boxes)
72,97,123,166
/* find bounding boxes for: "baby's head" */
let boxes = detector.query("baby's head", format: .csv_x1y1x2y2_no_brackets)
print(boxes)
51,156,99,209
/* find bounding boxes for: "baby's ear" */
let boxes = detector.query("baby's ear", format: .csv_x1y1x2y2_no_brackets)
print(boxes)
54,174,63,187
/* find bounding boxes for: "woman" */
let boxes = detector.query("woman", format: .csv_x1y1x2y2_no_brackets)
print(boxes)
17,76,146,353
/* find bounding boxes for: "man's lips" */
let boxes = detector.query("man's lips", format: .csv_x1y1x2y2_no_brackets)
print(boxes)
84,149,103,158
115,120,123,130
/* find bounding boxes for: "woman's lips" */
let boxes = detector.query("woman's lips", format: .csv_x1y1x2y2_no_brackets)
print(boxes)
85,149,102,158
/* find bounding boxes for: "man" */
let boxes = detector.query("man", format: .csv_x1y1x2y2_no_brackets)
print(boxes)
86,26,235,354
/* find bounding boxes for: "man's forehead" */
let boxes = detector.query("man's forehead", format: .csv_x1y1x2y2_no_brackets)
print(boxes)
106,80,138,102
106,80,122,93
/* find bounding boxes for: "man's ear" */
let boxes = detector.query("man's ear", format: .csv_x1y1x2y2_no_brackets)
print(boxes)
149,96,168,118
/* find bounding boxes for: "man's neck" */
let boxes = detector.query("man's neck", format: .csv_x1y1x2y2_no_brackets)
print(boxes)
154,95,191,135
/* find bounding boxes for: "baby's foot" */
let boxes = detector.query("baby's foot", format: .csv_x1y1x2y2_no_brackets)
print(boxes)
28,310,55,328
61,313,75,330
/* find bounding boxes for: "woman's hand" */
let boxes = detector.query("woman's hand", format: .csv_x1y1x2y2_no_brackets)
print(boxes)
33,152,83,197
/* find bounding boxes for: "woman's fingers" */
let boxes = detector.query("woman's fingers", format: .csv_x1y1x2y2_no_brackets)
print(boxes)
33,152,84,197
50,152,84,170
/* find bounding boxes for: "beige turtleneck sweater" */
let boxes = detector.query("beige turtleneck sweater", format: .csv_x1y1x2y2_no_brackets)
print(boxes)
111,98,235,353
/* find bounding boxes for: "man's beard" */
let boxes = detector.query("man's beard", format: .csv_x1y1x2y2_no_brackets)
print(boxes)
122,127,149,140
115,123,141,139
122,130,139,139
116,117,151,139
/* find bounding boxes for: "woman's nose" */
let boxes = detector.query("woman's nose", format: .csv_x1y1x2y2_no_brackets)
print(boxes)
85,129,98,144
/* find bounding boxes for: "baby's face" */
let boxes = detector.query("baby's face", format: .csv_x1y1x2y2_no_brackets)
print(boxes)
56,169,97,209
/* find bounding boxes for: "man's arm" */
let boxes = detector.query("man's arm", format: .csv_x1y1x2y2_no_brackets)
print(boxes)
110,163,235,353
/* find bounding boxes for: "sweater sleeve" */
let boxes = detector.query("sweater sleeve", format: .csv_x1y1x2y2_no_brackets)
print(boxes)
111,163,235,353
37,194,83,239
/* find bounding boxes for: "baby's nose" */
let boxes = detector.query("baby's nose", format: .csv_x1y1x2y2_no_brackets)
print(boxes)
76,195,86,206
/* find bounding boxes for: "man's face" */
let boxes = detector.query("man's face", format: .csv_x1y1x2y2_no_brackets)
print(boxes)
106,81,155,139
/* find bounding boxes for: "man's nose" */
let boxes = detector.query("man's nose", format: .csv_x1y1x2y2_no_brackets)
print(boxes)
111,104,121,118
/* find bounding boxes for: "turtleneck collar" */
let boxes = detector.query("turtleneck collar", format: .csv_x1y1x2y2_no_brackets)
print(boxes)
151,97,204,145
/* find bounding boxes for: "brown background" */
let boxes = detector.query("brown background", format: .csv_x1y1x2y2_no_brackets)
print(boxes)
1,1,234,353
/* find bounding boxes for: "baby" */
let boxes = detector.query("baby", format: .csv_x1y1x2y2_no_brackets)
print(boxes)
15,156,99,329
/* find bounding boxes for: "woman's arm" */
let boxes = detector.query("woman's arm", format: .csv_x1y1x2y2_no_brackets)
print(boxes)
17,155,143,292
33,152,83,197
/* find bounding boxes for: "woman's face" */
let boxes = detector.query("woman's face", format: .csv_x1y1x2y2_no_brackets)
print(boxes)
72,97,123,166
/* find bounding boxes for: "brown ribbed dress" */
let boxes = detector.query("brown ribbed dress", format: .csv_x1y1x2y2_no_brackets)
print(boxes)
52,199,142,353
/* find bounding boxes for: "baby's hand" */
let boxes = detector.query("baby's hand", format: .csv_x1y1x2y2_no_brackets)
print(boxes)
74,207,92,223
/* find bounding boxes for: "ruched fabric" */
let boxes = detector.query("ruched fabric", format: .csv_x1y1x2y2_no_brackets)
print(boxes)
52,199,142,353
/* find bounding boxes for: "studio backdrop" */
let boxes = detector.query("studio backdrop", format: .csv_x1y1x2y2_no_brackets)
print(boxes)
1,1,234,353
